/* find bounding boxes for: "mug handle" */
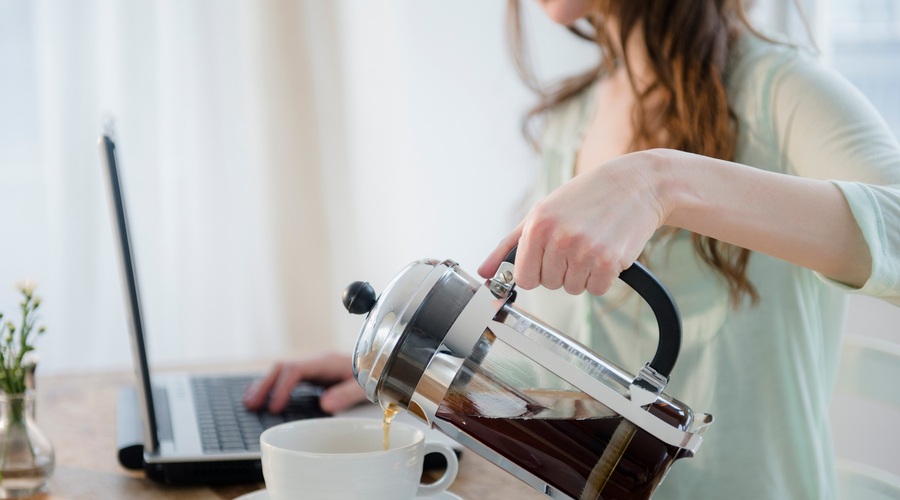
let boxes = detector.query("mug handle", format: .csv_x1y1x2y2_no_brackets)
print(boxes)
417,442,459,497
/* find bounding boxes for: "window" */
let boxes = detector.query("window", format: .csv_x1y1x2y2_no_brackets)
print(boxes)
828,0,900,138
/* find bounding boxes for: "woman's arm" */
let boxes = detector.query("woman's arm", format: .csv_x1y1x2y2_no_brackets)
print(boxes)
478,150,871,294
659,149,871,288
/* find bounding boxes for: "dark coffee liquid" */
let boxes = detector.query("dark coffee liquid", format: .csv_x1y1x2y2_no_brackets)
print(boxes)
435,390,689,500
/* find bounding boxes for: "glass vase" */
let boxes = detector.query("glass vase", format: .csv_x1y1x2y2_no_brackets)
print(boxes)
0,391,54,498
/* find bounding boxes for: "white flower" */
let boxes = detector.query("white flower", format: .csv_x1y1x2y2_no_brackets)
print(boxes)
15,279,38,298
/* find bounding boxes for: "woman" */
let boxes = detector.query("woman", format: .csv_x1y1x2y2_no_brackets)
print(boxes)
247,1,900,497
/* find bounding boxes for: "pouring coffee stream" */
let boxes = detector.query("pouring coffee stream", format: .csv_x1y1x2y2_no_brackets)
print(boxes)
342,247,713,499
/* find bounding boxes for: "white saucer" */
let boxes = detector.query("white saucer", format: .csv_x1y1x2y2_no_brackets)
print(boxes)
234,488,463,500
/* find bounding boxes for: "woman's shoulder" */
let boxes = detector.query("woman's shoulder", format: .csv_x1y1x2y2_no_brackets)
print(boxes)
726,31,820,98
726,31,853,137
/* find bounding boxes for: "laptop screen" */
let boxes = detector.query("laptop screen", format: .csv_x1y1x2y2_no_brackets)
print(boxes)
99,134,160,453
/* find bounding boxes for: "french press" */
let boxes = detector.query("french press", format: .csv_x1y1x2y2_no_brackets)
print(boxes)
343,249,713,499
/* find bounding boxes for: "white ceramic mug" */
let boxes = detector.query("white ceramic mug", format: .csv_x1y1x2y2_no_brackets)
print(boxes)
260,418,459,500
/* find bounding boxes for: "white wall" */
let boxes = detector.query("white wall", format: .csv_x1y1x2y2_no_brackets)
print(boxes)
322,0,598,349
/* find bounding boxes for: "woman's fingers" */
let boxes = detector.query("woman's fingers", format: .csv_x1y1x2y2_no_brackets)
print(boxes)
267,363,307,413
320,379,368,414
585,262,620,296
242,362,286,411
478,223,524,279
243,352,356,413
513,231,543,290
562,258,591,294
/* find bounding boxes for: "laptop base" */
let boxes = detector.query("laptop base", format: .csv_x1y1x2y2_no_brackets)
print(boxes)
144,458,264,485
118,385,265,484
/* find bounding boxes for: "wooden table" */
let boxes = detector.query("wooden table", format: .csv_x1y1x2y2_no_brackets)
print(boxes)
30,366,544,499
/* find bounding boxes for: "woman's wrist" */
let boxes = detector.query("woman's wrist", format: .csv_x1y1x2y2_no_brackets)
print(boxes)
634,148,696,229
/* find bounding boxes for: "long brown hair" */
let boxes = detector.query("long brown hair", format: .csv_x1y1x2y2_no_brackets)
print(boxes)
508,0,764,306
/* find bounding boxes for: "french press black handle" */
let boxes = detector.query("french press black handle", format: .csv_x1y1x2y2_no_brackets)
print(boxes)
502,246,682,380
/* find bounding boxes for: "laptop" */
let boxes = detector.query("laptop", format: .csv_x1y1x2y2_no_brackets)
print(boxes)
99,134,328,484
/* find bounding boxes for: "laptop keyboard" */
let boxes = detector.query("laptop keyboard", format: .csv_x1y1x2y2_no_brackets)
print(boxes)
190,375,326,453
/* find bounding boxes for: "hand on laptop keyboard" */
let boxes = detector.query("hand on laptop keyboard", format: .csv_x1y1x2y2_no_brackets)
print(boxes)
193,375,329,453
242,351,367,414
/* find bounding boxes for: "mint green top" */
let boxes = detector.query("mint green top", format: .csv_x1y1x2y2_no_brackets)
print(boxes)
528,33,900,499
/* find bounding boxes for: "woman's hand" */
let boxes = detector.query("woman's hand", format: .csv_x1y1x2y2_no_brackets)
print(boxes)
479,150,669,295
243,351,366,414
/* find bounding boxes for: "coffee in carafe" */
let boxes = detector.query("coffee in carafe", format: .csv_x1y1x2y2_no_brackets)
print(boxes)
434,363,692,499
344,251,712,499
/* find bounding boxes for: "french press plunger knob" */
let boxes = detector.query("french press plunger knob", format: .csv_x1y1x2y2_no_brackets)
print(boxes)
343,281,377,315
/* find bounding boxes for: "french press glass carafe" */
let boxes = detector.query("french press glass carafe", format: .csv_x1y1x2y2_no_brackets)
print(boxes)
343,250,712,499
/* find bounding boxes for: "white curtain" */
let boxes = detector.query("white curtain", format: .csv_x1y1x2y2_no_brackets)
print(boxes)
23,0,297,371
0,0,594,374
